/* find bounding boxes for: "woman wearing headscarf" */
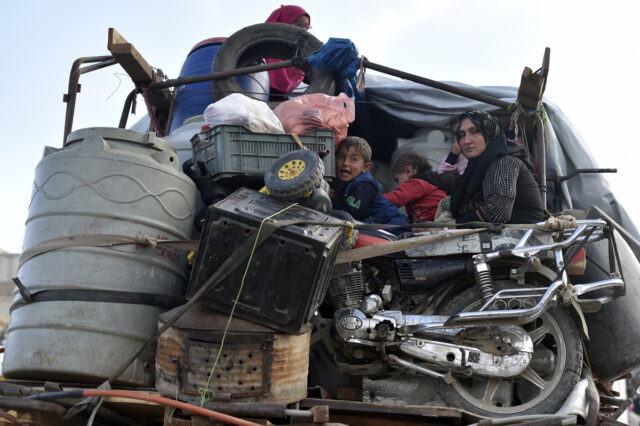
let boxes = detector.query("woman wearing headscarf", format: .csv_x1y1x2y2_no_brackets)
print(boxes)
447,110,545,224
265,5,311,100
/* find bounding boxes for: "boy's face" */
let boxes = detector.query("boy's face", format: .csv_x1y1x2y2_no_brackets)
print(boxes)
336,146,372,182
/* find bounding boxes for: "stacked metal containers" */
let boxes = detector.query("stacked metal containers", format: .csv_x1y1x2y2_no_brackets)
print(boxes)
3,128,197,386
155,188,342,403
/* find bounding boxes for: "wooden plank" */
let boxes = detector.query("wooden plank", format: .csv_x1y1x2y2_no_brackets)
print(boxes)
335,229,481,264
107,27,127,50
107,28,154,84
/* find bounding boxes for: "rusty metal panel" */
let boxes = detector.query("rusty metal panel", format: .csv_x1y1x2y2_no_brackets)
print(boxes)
183,338,271,398
156,305,309,404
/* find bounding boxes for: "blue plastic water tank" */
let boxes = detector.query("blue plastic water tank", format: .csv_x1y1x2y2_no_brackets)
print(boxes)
169,38,269,133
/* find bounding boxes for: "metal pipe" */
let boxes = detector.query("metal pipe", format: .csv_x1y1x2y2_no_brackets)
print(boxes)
199,402,288,418
77,58,118,74
116,59,295,129
444,278,623,328
118,88,141,129
63,55,116,144
199,403,315,420
445,280,564,327
468,414,577,426
150,59,295,91
533,112,547,208
485,223,595,261
553,168,617,212
386,354,449,381
556,168,618,183
590,205,640,260
572,279,624,296
362,59,512,109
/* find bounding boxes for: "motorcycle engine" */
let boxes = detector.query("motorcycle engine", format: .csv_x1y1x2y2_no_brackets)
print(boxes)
327,263,366,310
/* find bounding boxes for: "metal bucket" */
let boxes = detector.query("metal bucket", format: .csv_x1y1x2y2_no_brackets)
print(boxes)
156,304,309,404
3,127,198,385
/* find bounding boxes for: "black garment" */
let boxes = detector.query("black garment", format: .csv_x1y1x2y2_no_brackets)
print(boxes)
476,155,544,223
413,170,446,192
451,132,511,216
330,177,378,219
451,110,543,224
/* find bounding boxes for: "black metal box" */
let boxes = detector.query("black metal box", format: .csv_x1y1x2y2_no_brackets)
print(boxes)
188,188,342,334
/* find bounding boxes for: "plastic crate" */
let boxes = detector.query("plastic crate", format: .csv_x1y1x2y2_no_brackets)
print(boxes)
190,125,335,179
187,188,342,334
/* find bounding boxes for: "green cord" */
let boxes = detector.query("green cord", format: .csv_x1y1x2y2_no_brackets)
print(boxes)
198,202,299,406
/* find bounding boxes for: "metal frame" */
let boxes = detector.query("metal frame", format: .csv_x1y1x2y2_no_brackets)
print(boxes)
63,56,118,144
401,220,623,332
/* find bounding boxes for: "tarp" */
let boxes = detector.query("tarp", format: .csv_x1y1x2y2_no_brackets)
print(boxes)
358,74,639,239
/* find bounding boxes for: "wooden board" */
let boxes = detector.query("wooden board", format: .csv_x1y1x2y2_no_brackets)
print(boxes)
107,28,154,84
335,229,481,264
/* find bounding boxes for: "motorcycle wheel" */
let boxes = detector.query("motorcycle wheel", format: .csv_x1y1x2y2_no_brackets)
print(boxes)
435,284,583,417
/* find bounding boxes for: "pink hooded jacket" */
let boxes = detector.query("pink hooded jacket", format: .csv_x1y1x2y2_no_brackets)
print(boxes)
265,5,310,93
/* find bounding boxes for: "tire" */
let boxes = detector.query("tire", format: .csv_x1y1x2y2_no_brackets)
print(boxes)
434,283,583,417
264,150,324,200
212,23,336,108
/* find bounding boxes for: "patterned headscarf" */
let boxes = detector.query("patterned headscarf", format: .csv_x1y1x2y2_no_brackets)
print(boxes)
460,110,501,143
451,110,508,219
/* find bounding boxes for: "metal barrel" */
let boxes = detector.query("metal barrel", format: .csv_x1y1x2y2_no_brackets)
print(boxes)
3,127,198,386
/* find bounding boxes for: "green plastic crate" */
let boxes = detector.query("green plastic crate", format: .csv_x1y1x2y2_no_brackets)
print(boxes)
190,125,335,178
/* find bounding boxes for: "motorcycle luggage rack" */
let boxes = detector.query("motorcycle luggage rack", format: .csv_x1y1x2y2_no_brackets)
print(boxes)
477,287,547,311
442,277,624,328
483,219,608,261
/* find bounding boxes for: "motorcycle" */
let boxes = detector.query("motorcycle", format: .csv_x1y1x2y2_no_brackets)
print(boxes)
309,219,625,417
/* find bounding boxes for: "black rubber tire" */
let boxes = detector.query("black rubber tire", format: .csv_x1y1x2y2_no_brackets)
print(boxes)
212,23,336,108
434,283,583,417
264,150,324,200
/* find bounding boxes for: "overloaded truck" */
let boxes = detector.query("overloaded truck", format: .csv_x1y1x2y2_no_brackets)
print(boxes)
1,23,639,425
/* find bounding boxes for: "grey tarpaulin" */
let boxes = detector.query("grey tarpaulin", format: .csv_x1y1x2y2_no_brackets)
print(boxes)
359,74,639,239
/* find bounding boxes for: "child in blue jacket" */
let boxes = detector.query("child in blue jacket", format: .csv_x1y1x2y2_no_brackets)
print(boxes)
330,137,409,235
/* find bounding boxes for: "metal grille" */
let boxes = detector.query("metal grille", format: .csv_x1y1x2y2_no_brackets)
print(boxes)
183,341,267,398
327,270,365,309
396,261,415,281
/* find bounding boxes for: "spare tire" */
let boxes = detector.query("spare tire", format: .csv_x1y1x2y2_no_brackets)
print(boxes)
264,150,324,200
212,23,336,107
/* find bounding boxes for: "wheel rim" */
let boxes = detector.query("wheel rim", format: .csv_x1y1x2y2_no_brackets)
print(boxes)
277,159,306,181
451,302,567,414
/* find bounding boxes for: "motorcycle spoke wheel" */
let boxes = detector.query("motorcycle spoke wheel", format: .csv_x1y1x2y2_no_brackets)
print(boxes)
520,367,548,391
435,284,582,417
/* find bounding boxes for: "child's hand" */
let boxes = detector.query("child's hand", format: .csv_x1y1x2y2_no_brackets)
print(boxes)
451,140,461,155
450,121,461,155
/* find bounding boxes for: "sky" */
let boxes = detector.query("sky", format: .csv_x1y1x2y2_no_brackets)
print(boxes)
1,0,639,253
